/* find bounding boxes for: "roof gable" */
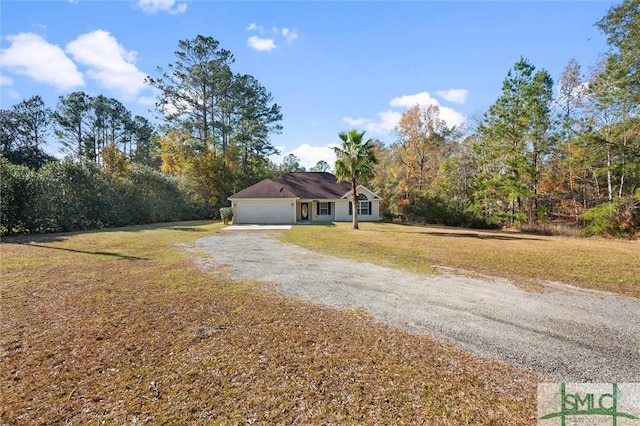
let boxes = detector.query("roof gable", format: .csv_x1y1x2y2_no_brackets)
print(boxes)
340,185,381,200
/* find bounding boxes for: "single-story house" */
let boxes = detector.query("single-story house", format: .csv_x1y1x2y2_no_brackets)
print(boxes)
228,172,381,224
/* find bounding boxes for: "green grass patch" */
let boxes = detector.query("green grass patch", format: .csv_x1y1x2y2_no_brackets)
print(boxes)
282,223,438,275
1,220,539,424
281,222,640,298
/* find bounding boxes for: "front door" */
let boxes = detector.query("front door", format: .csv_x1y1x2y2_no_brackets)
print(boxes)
300,203,309,221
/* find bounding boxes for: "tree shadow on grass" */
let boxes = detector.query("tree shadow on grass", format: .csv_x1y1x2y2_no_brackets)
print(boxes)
8,242,149,261
417,231,543,241
0,220,214,244
103,220,213,234
371,222,545,241
166,226,210,232
0,221,217,260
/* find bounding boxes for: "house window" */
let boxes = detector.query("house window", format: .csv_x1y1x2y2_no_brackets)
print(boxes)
358,200,370,215
319,202,329,215
349,194,371,216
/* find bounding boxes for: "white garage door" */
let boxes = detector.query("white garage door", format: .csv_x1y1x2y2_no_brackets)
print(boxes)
236,201,293,224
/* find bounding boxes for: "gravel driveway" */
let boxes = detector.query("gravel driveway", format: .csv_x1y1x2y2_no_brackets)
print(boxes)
191,230,640,382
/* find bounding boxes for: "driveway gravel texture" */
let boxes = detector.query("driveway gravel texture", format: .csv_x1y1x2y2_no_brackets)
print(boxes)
190,229,640,383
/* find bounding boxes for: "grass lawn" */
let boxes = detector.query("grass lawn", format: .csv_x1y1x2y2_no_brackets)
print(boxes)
281,222,640,298
1,222,539,424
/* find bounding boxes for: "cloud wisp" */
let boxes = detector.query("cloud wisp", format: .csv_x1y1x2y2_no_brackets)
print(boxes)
137,0,187,15
281,28,299,42
0,74,14,87
435,88,468,104
246,23,299,52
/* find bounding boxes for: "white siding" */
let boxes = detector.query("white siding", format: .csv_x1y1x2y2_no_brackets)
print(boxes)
233,199,296,224
334,200,352,222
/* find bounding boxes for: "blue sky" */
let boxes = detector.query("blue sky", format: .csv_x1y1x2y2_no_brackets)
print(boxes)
1,0,615,169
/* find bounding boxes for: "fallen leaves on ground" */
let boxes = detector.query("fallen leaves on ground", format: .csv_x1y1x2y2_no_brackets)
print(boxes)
1,222,538,424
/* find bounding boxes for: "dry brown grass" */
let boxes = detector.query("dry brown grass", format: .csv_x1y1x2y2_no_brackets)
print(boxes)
282,222,640,298
1,221,539,424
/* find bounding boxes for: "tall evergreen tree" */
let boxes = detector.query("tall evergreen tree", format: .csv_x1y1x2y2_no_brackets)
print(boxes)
473,58,554,226
146,35,235,154
53,91,94,159
1,96,55,169
12,96,51,150
232,74,282,175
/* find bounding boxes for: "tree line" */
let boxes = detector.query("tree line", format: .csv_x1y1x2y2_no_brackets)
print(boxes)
2,1,639,237
366,1,639,236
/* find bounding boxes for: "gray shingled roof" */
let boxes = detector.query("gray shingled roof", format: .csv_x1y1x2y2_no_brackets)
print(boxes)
228,178,298,199
229,172,352,199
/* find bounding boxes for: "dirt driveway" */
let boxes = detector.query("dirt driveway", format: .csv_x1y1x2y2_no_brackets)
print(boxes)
191,230,640,382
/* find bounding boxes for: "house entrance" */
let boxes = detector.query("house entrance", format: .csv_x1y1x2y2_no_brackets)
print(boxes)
300,203,309,220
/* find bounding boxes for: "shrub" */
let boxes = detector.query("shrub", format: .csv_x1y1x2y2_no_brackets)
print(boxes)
219,207,233,224
37,159,112,232
0,157,40,233
580,197,640,238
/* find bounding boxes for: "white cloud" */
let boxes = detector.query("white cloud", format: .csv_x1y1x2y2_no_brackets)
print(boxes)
0,74,14,86
390,91,466,128
247,36,276,52
343,116,369,127
370,110,403,134
0,32,84,91
390,91,440,108
66,30,148,100
435,88,468,104
343,110,402,137
438,107,466,128
269,147,286,166
281,28,299,41
343,90,467,141
246,23,299,52
271,144,338,171
137,0,187,14
290,144,338,170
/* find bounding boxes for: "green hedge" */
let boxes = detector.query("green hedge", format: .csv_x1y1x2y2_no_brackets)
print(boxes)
1,157,205,235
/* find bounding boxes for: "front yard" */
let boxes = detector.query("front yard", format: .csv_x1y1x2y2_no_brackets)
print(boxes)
1,222,539,424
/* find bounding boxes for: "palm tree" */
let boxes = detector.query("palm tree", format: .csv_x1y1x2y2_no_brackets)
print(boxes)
333,129,377,229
